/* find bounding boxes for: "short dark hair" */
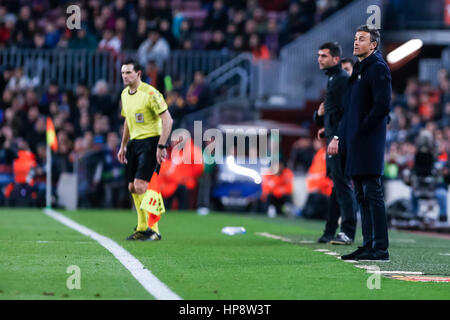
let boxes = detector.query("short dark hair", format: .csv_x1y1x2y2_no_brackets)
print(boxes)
122,59,142,73
356,25,380,49
341,58,354,66
319,42,342,58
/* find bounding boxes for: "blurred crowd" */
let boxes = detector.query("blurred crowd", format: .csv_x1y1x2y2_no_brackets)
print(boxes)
0,0,352,59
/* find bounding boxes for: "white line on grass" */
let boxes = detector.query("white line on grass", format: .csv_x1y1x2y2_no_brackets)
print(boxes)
44,208,182,300
255,232,295,243
256,232,425,276
354,265,423,275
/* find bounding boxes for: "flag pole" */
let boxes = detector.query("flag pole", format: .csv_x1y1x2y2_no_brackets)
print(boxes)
46,143,51,209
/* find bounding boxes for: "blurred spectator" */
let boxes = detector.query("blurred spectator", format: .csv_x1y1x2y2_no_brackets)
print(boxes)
44,23,61,48
6,67,39,92
32,32,48,49
161,136,204,210
265,18,280,57
133,17,149,49
143,60,164,93
205,30,227,51
288,136,316,173
231,34,247,53
186,71,212,110
252,7,268,34
300,139,333,220
159,18,178,50
0,66,14,94
204,0,228,31
39,81,62,115
249,33,270,61
197,139,217,214
150,0,173,24
137,28,170,70
90,80,115,117
68,29,98,50
261,161,294,217
0,13,16,47
102,131,126,208
7,139,37,207
177,20,192,45
280,1,308,46
167,90,187,130
97,29,121,55
341,57,354,76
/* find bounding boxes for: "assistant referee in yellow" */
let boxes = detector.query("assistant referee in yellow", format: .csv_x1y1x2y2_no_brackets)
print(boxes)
118,59,173,241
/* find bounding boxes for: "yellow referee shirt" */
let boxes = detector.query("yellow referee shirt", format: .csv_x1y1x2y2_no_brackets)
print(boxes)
121,82,168,140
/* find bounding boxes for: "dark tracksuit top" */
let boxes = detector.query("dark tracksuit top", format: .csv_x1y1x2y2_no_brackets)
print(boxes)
313,63,349,138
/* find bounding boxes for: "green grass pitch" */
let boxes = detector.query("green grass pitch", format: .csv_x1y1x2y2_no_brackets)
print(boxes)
0,208,449,300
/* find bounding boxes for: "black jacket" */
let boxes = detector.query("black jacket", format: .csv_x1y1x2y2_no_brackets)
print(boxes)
338,50,392,177
313,63,349,138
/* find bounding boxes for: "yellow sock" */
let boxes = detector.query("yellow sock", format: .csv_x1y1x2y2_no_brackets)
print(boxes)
131,193,147,231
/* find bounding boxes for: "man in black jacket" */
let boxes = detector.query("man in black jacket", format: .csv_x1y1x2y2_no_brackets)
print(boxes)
329,25,392,261
313,42,357,245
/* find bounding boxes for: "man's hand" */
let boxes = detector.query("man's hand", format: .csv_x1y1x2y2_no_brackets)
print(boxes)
327,138,339,155
118,146,127,164
156,148,167,164
317,102,325,116
317,128,325,140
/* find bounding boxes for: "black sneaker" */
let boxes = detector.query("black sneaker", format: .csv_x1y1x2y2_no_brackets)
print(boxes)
357,249,390,262
341,246,370,260
330,232,353,245
126,228,161,241
317,234,334,243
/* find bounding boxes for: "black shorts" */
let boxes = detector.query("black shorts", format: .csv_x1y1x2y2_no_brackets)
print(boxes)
125,136,159,183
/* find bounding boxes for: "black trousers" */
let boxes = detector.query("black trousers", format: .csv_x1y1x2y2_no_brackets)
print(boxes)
353,175,389,250
166,185,189,210
267,194,292,214
323,146,357,239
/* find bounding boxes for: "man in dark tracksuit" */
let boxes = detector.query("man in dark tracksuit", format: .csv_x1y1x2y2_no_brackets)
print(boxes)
313,42,357,245
329,26,392,261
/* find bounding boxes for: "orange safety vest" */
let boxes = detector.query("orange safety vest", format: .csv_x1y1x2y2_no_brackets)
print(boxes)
159,140,204,197
13,150,36,185
262,168,294,199
306,147,333,196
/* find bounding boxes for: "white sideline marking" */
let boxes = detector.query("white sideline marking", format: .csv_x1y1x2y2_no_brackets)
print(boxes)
256,232,426,277
391,239,416,243
256,232,295,243
367,270,424,275
354,265,423,274
438,253,450,256
44,208,182,300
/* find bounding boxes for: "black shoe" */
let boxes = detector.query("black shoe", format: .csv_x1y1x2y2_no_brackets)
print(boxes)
341,246,370,260
357,248,390,262
317,234,334,243
330,232,353,245
126,228,161,241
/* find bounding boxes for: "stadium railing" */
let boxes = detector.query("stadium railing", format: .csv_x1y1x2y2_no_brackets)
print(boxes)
0,48,237,94
419,47,450,87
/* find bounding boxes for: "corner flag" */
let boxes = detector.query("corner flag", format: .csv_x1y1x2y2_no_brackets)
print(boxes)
46,117,58,152
140,164,166,216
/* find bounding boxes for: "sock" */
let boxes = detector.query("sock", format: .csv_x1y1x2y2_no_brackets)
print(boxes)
148,214,161,234
131,193,147,231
